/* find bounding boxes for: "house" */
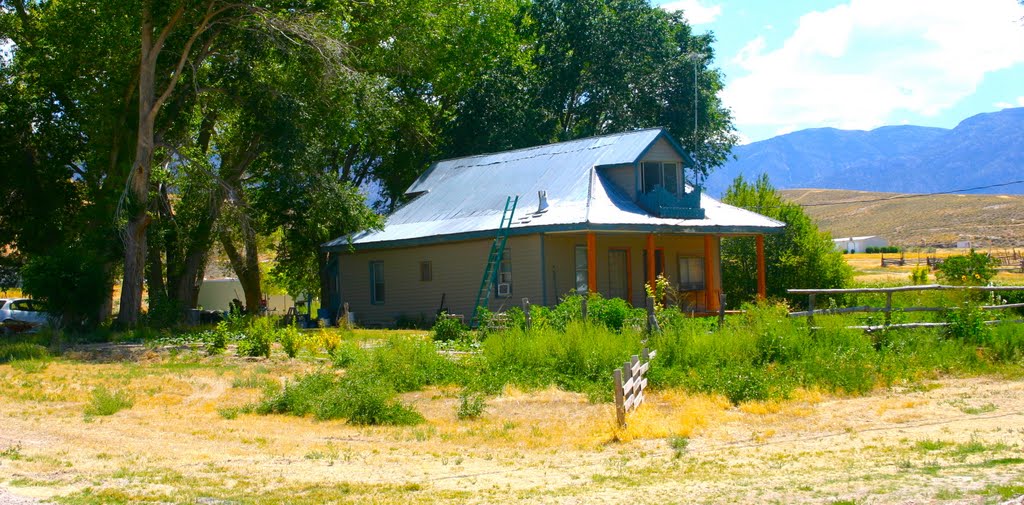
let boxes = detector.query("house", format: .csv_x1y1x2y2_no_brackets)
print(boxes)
832,236,888,254
321,128,784,326
197,278,293,314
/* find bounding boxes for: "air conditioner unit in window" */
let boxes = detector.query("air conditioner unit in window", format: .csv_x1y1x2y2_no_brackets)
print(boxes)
497,283,512,297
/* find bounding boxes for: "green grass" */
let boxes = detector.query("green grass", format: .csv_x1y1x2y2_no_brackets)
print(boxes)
0,342,49,363
83,386,134,417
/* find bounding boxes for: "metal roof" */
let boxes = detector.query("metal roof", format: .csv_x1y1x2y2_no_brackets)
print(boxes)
324,128,784,251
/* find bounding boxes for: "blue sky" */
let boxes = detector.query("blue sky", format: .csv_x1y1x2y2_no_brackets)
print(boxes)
655,0,1024,143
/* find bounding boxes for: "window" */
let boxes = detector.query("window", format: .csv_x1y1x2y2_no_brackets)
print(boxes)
420,261,432,282
495,249,512,297
574,245,588,294
607,249,631,303
370,261,385,304
678,256,705,291
641,162,679,195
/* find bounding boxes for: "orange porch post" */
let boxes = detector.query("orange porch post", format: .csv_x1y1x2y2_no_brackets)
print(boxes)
704,235,718,311
756,235,766,299
587,232,597,293
646,233,656,291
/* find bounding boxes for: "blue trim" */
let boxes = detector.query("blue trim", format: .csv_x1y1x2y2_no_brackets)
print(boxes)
325,222,783,253
540,233,548,306
633,160,640,200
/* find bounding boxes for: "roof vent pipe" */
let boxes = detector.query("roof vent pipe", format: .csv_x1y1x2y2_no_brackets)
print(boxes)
537,190,549,213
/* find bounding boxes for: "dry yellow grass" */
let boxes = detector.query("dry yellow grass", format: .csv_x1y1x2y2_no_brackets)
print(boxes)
2,352,1024,504
781,188,1024,247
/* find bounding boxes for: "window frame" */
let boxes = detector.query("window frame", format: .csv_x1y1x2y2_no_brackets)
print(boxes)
419,261,432,282
370,261,385,305
607,247,632,304
495,248,512,297
677,255,705,291
640,161,680,195
574,245,589,294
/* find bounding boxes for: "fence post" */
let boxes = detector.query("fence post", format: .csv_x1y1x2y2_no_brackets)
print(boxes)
885,292,893,326
646,296,660,333
718,292,726,328
807,293,816,328
522,297,531,331
613,369,625,427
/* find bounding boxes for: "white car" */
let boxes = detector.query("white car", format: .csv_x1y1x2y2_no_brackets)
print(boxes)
0,298,51,334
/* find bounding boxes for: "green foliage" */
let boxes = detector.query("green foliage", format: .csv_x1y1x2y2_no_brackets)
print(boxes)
720,174,853,308
278,323,304,359
936,250,999,285
84,387,133,417
945,300,991,344
0,343,49,364
258,371,423,426
456,390,487,420
866,246,900,253
909,266,929,285
361,337,463,392
432,312,468,342
20,247,110,329
236,317,275,358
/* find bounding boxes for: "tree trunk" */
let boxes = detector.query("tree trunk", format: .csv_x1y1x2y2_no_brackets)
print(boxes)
117,2,157,326
219,227,261,316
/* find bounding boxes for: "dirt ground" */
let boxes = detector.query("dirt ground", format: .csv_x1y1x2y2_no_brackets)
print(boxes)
1,347,1023,505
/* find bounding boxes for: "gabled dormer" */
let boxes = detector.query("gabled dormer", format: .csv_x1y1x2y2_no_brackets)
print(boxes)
601,130,705,219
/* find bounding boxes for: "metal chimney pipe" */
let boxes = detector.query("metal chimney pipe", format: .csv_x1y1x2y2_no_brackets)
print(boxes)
537,190,549,213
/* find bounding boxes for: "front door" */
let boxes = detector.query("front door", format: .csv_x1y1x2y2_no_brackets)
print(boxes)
607,249,631,303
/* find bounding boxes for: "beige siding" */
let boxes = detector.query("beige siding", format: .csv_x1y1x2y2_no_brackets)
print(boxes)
640,137,684,164
337,235,541,325
541,232,720,311
602,164,636,198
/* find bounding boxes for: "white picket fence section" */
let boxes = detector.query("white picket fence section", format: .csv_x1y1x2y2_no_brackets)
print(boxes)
613,348,656,427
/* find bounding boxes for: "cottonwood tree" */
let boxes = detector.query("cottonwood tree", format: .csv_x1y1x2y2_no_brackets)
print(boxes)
719,174,853,308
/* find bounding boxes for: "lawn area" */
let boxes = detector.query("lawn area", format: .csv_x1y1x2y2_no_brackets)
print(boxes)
2,301,1024,503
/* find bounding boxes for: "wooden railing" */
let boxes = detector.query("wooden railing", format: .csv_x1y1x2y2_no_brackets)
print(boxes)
613,348,656,427
788,285,1024,331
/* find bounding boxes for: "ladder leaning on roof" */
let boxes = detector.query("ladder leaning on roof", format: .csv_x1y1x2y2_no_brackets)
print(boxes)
470,195,518,328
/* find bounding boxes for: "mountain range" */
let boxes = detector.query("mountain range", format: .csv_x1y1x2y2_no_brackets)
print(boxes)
704,107,1024,198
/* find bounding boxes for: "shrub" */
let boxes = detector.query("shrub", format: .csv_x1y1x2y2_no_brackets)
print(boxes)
278,323,303,358
237,317,275,358
330,340,363,368
0,343,49,364
586,294,645,331
258,372,423,425
84,386,133,416
432,312,467,342
945,300,990,344
20,246,111,330
936,250,999,285
909,266,929,285
456,390,487,420
362,336,463,392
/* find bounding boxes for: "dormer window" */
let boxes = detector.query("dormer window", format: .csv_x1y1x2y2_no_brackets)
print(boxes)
642,162,679,195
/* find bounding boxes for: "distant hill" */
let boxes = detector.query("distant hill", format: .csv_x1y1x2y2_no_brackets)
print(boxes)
780,189,1024,248
706,108,1024,198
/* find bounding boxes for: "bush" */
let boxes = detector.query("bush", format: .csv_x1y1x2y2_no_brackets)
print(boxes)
432,312,467,341
0,343,49,363
258,372,423,425
361,336,463,392
237,316,274,358
278,323,303,358
84,386,133,416
945,300,990,344
20,246,111,330
936,250,999,285
456,390,487,420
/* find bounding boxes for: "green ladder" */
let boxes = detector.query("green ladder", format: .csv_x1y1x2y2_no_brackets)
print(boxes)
470,195,518,327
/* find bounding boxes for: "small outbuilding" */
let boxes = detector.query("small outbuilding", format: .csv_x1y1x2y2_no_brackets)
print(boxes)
832,236,889,254
321,129,784,326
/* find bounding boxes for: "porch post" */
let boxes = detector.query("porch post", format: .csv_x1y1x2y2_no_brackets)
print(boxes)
704,235,718,312
587,231,597,293
756,234,766,299
646,232,655,291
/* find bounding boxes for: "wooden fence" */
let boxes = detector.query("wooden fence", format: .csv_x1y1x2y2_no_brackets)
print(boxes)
613,348,656,427
788,284,1024,331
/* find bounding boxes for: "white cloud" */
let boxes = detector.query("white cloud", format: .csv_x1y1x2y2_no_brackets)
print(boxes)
660,0,722,25
996,96,1024,108
722,0,1024,138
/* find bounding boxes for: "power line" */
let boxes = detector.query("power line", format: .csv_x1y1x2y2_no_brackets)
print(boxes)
796,179,1024,207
